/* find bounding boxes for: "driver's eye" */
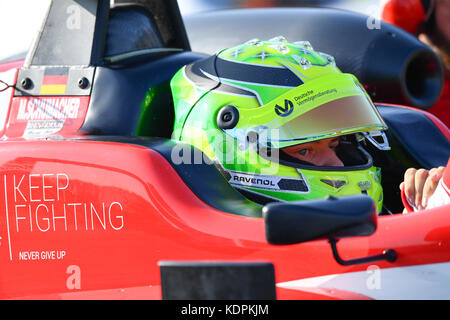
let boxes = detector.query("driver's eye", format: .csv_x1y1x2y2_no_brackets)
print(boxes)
297,149,308,156
329,139,339,149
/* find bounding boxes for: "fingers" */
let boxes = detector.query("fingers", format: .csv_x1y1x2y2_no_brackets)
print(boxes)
403,168,428,208
422,166,445,208
414,169,429,209
401,166,446,211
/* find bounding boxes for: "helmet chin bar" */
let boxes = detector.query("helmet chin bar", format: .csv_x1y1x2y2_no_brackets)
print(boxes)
361,131,391,151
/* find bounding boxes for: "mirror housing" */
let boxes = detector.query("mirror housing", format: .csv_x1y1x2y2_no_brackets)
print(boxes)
263,195,377,245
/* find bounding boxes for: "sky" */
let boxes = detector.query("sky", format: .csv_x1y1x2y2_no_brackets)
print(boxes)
0,0,51,61
0,0,383,62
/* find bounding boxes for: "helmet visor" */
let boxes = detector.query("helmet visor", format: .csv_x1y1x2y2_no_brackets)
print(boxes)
222,73,387,149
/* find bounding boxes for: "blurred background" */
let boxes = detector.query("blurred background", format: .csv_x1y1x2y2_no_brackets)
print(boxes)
178,0,382,15
0,0,382,63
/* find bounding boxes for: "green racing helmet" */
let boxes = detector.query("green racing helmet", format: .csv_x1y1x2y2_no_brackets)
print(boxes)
170,37,389,212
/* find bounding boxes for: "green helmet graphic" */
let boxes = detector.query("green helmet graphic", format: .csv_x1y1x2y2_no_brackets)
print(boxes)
170,37,389,212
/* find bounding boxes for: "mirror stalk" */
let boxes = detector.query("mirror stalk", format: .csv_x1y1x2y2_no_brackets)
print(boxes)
329,238,397,266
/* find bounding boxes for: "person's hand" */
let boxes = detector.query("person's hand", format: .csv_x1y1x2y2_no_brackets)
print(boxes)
400,166,446,211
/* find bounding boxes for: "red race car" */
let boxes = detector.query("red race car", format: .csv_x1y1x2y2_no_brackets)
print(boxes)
0,0,449,300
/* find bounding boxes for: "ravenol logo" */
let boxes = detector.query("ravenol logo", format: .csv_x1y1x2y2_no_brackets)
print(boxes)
274,99,294,117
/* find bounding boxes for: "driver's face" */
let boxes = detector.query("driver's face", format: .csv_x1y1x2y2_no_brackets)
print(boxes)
282,137,344,167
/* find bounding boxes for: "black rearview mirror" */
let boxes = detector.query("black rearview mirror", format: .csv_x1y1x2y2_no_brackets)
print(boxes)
263,195,396,266
263,194,377,245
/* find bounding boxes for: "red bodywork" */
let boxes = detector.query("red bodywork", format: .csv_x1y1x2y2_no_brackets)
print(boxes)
1,138,450,300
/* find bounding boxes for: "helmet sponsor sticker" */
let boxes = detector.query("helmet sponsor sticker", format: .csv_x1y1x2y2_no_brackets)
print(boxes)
274,99,294,117
273,88,338,117
225,169,310,193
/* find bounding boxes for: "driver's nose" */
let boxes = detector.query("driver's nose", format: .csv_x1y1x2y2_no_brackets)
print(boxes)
316,144,344,167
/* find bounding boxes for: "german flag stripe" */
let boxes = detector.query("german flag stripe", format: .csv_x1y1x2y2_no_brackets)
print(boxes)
40,67,69,94
40,85,67,95
42,75,68,85
44,67,69,75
